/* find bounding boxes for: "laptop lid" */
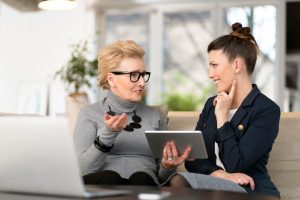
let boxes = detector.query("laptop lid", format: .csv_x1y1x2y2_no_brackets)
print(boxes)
0,117,130,198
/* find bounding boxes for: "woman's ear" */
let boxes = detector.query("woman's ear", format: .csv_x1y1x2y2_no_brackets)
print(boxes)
107,73,116,88
233,57,243,74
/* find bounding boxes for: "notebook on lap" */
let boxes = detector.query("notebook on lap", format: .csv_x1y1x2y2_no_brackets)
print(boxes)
0,117,130,198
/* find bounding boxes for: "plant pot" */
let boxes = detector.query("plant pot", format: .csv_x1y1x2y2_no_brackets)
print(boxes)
65,92,90,134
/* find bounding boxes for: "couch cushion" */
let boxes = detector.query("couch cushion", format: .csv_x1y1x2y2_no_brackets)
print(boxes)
168,111,199,130
167,111,300,200
268,112,300,200
167,111,199,172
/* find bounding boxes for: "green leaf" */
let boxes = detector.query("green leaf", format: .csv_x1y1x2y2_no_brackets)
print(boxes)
53,40,98,93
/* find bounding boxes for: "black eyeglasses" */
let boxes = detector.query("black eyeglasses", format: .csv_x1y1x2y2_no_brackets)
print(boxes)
111,71,151,82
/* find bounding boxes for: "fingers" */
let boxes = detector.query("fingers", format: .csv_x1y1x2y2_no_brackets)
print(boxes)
248,177,255,190
236,176,246,185
169,141,179,159
169,141,190,160
234,173,255,190
169,142,191,164
113,113,127,130
161,142,175,170
180,146,192,161
165,142,173,160
213,97,217,106
241,174,255,190
161,141,189,169
104,113,112,120
214,79,236,106
163,142,173,161
213,91,229,106
214,81,236,121
104,113,128,131
163,143,168,159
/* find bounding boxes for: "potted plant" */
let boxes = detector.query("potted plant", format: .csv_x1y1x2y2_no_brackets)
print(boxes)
55,40,97,94
165,84,214,111
55,40,98,132
165,93,200,111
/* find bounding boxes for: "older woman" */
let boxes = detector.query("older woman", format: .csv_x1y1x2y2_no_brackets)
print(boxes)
162,23,280,198
73,40,180,186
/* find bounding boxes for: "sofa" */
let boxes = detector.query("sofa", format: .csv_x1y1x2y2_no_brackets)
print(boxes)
167,111,300,200
1,111,299,199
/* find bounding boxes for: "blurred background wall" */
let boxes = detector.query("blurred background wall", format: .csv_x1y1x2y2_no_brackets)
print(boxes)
0,0,299,115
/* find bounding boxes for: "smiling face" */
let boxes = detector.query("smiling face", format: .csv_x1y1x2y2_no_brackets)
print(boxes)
108,57,146,102
208,49,236,93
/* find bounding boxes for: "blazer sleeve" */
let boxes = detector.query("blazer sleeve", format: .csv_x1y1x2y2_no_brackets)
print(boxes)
216,102,280,172
185,98,222,175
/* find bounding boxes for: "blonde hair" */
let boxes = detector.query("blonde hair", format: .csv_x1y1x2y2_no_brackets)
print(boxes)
97,40,145,89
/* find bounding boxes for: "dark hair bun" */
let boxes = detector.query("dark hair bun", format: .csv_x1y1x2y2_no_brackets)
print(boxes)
232,22,242,32
232,22,251,34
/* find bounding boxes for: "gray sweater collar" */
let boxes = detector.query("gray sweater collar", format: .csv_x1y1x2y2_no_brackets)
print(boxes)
103,90,137,113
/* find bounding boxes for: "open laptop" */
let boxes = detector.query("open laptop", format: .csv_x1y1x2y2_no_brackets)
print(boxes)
0,116,131,198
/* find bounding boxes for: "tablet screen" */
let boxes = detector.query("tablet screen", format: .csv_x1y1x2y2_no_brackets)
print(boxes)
145,130,207,159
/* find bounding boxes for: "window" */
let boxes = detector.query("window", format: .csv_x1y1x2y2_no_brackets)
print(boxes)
163,10,214,110
101,2,280,110
224,5,276,100
105,12,150,64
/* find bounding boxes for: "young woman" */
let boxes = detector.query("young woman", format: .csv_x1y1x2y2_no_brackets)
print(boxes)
162,23,280,198
73,40,179,186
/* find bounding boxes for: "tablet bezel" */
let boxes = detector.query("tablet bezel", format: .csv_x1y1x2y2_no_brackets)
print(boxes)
145,130,208,159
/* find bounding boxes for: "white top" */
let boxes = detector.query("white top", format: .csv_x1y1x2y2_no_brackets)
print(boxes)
215,109,237,170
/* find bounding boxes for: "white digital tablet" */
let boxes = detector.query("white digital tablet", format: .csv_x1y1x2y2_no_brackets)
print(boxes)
145,130,208,159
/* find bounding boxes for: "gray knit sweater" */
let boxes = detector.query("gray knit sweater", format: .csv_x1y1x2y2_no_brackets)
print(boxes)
73,91,175,184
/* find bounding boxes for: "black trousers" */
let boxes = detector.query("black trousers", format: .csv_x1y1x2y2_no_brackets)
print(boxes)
83,170,157,186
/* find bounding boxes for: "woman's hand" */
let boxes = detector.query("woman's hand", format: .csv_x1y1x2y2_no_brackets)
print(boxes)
103,113,128,132
211,169,255,190
161,141,192,170
214,80,236,128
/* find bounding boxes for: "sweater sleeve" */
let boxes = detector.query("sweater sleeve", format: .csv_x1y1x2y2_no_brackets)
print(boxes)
73,106,119,176
158,163,176,182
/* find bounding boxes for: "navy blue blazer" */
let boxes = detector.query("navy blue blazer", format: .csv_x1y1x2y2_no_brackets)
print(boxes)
185,85,280,198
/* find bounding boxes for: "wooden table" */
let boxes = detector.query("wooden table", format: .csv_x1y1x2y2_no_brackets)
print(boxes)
0,185,279,200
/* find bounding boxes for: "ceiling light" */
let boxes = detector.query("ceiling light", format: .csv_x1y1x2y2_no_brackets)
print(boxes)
38,0,78,11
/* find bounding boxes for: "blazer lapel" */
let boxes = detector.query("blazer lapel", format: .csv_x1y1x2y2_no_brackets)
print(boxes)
230,84,261,136
230,108,248,131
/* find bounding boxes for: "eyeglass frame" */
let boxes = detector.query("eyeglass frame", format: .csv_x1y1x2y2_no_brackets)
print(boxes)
110,71,151,83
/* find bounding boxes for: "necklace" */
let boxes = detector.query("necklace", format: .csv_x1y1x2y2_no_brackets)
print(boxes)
107,106,142,132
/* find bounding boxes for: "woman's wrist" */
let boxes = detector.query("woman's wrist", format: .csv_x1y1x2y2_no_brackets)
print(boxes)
99,127,119,146
94,136,114,153
160,161,176,170
211,169,227,178
216,115,228,128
